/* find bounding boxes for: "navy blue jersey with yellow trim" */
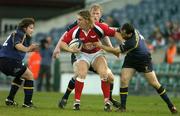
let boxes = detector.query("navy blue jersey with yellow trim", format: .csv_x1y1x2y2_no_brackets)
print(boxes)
119,30,150,60
0,29,30,61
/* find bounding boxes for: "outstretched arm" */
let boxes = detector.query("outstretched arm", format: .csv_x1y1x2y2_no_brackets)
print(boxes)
101,45,120,57
101,36,113,47
114,31,124,43
15,34,39,52
15,43,39,52
95,42,120,57
52,32,67,58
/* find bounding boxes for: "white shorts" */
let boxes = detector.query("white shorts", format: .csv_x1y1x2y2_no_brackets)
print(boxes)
73,50,105,68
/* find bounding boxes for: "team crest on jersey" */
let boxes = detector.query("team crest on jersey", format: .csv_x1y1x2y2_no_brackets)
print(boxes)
90,35,96,38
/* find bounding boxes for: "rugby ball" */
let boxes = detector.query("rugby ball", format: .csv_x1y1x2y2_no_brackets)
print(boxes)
68,38,83,49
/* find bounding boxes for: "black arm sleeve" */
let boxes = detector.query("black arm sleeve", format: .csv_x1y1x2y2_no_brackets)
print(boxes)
66,21,78,31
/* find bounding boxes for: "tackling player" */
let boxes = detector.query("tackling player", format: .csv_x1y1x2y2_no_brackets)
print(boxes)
95,23,178,114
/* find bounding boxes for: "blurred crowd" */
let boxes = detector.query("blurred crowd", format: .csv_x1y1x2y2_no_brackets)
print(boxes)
27,36,53,91
32,0,180,91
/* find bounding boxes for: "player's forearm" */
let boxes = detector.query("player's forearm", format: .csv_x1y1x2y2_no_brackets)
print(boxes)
60,41,73,53
101,45,115,53
54,41,61,52
114,32,124,43
15,43,30,52
101,45,120,55
102,36,113,47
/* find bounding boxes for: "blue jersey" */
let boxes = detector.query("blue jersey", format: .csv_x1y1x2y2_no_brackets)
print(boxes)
119,29,150,60
120,30,153,72
0,43,2,49
0,29,30,61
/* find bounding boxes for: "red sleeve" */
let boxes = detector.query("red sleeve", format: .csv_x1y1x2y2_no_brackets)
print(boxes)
61,31,72,44
62,25,80,44
95,22,116,37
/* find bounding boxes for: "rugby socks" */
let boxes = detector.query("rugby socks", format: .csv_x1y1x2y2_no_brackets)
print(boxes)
23,80,34,105
109,83,114,100
101,80,110,102
156,86,174,108
75,78,84,102
7,77,23,100
63,77,75,100
120,87,128,108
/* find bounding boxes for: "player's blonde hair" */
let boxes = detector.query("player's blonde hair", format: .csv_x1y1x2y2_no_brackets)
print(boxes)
77,10,93,27
89,4,103,13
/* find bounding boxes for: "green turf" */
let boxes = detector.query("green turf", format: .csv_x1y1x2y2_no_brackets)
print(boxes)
0,90,179,116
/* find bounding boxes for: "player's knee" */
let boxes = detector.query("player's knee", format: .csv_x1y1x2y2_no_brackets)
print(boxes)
120,76,128,85
107,76,114,83
99,72,109,82
72,74,78,80
23,71,34,80
25,75,34,80
77,71,87,79
76,77,85,82
107,71,114,83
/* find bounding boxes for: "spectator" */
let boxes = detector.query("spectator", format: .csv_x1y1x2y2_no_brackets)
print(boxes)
171,23,180,42
37,36,53,91
165,40,177,64
163,21,174,42
145,39,154,53
27,48,41,80
152,33,166,50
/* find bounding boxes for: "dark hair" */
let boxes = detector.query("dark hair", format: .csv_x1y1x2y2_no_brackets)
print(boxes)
40,38,48,49
121,23,134,34
18,18,35,29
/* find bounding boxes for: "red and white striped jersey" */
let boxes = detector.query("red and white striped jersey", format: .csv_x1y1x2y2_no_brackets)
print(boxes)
62,22,115,53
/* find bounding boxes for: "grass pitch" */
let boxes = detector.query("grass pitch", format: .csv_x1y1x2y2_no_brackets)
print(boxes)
0,91,179,116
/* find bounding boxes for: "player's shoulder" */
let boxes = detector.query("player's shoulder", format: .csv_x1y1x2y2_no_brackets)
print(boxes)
16,29,25,37
99,18,105,23
99,18,108,25
67,25,79,33
95,22,109,29
66,21,78,31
